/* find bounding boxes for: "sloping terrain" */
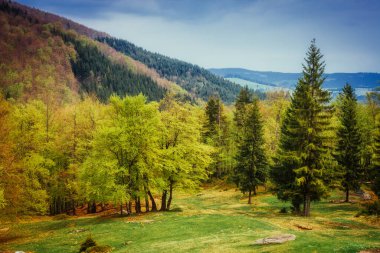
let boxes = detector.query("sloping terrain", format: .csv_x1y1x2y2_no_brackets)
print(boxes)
100,37,242,103
0,1,167,102
1,186,379,253
0,0,242,104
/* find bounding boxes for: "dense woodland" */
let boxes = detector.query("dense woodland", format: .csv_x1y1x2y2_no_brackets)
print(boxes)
0,1,380,220
1,40,380,218
99,37,262,103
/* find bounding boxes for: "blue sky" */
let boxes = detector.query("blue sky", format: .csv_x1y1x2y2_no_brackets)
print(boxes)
18,0,380,73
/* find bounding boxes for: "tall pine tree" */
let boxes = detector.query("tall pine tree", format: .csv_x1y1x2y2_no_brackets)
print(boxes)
234,98,267,204
335,84,363,202
271,39,332,216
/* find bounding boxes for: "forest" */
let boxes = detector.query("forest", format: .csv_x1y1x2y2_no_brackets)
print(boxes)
1,1,380,252
0,40,379,220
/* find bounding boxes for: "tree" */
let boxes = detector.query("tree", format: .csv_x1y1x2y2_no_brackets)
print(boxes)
203,96,231,178
159,94,212,210
234,98,268,204
271,39,332,216
364,88,380,198
335,84,363,202
234,86,252,132
81,94,161,215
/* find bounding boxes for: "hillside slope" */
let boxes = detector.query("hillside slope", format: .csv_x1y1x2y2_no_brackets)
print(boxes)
100,37,242,103
1,0,243,104
0,1,175,102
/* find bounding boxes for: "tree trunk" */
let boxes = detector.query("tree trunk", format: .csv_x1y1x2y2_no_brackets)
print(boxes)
87,201,91,214
292,198,301,214
120,204,123,216
91,201,96,213
135,197,141,213
303,194,311,217
128,201,132,214
148,190,157,212
145,194,150,212
125,202,130,214
72,199,76,215
345,188,349,202
160,190,167,211
167,181,174,210
248,190,252,204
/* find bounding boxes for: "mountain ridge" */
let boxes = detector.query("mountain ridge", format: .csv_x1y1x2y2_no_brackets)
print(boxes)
0,0,244,103
209,68,380,90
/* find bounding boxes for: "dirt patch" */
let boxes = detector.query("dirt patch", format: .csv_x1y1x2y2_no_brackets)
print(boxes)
294,223,313,230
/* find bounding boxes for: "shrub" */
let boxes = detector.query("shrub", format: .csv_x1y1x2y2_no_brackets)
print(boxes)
357,200,380,217
79,236,97,253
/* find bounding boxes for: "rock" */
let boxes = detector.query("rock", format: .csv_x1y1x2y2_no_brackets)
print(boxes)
253,234,296,245
69,228,88,234
362,192,372,201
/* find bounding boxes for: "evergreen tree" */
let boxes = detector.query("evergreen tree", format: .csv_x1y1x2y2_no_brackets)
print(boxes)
372,117,380,198
203,96,230,177
271,39,332,216
234,99,268,204
234,86,252,130
366,89,380,198
335,84,363,202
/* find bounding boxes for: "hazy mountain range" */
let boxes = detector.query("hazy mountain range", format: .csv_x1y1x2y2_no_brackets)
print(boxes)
209,68,380,99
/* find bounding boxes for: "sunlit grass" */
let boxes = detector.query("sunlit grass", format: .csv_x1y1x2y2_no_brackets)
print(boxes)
1,185,379,253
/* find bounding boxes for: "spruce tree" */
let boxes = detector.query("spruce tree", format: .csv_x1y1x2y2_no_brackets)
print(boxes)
234,98,268,204
203,95,230,178
335,84,363,202
365,89,380,198
234,86,252,130
372,119,380,198
271,39,332,216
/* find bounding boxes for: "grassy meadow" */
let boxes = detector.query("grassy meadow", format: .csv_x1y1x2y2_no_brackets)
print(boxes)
1,184,379,253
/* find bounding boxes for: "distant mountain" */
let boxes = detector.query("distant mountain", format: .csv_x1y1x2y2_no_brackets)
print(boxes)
209,68,380,99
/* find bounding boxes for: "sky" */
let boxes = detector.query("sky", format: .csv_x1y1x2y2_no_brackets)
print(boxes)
18,0,380,73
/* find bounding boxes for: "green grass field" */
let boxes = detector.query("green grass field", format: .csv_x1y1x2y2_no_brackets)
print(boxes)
1,185,379,253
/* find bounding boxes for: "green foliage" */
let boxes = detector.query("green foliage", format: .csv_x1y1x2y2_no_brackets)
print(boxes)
159,94,212,206
335,84,363,201
54,29,166,102
367,89,380,198
233,98,268,203
99,37,241,103
271,39,333,216
203,96,234,177
81,94,162,210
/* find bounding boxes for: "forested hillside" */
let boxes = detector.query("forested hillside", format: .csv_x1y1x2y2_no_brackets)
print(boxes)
99,37,243,103
0,1,170,103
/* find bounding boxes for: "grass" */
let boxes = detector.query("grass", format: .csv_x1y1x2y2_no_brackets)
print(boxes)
1,185,379,253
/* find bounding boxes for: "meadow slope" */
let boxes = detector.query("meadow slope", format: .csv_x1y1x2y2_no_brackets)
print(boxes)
1,184,379,253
